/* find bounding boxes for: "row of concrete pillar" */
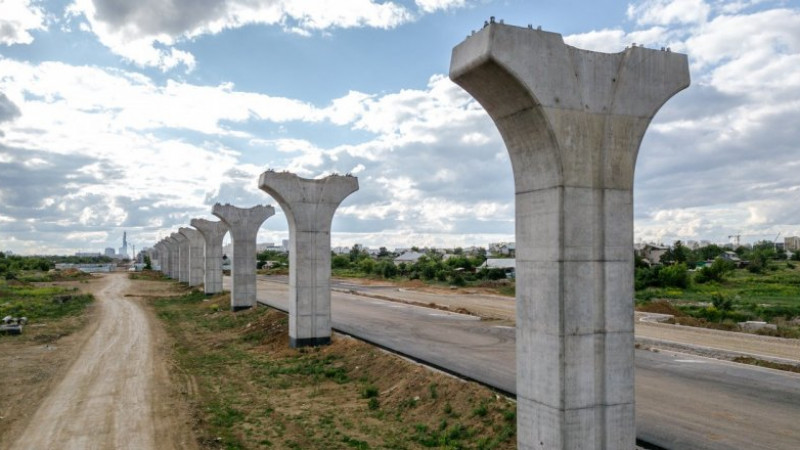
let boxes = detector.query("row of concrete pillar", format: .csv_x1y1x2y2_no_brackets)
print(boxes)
150,171,358,348
146,22,689,449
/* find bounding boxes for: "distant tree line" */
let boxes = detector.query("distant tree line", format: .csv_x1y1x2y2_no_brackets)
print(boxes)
0,252,113,280
635,240,799,290
330,244,504,286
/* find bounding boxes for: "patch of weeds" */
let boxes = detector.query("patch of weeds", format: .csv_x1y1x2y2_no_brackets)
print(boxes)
208,402,245,428
429,383,439,399
443,402,454,416
733,356,800,373
0,283,93,322
342,435,371,449
268,354,350,384
362,384,379,399
472,401,489,418
412,422,473,447
368,397,380,410
398,397,419,409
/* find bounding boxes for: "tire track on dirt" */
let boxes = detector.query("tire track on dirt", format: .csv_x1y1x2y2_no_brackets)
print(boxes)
9,273,191,450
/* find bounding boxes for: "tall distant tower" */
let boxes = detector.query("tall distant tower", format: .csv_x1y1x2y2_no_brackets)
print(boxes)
119,232,128,259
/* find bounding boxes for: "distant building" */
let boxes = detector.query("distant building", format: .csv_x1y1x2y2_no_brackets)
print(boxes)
635,243,668,266
75,252,102,257
394,251,426,265
480,258,516,278
118,231,128,259
104,247,116,258
785,236,800,252
256,242,286,253
489,242,515,257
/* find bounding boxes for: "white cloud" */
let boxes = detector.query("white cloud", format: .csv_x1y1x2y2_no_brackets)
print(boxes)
627,0,711,26
66,0,418,71
415,0,467,14
0,0,46,45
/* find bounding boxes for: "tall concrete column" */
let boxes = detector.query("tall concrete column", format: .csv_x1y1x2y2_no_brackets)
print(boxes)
212,203,275,311
171,232,190,284
259,171,359,348
179,227,205,287
154,242,167,273
164,237,179,279
450,23,689,449
190,218,229,294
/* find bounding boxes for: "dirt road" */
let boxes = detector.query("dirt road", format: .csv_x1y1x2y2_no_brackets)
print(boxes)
7,273,195,450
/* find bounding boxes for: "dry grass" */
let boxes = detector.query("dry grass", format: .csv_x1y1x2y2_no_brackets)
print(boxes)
150,286,516,449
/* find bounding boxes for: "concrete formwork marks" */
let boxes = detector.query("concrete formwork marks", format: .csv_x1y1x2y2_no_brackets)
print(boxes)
190,218,229,295
178,227,205,287
212,203,275,311
450,23,689,449
258,171,359,347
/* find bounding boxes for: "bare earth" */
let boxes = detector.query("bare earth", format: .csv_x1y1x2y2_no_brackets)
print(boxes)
1,273,196,450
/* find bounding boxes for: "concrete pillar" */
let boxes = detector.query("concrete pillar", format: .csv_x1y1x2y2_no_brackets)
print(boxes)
450,23,689,449
179,227,205,287
171,232,190,284
212,203,275,311
154,242,166,273
164,237,179,279
190,218,229,294
258,171,358,347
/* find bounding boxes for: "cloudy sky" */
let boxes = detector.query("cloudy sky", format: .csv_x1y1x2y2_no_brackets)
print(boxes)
1,0,799,256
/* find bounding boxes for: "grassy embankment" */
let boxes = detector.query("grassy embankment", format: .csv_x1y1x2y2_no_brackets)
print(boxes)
148,277,516,450
0,273,94,341
636,263,800,338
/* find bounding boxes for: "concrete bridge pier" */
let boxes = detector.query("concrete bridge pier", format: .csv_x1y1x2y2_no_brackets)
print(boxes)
258,171,359,348
190,218,229,295
164,236,180,280
212,203,275,311
179,227,205,287
171,232,190,284
450,23,689,449
154,241,167,274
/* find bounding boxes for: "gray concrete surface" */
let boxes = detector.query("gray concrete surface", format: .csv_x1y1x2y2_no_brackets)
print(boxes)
171,232,190,284
163,236,180,280
258,171,358,347
178,227,205,287
154,241,168,277
212,203,274,311
247,276,800,449
190,218,229,295
450,22,690,449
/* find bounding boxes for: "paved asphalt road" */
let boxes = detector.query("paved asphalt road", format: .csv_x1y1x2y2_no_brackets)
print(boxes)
247,276,800,449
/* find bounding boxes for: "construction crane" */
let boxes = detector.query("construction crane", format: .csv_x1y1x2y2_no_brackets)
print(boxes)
774,232,781,252
728,234,741,247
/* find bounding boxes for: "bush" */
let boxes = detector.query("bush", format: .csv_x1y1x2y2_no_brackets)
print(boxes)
450,274,466,287
694,258,734,284
658,263,689,289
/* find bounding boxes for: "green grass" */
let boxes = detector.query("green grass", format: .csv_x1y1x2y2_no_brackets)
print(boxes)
0,281,93,321
636,264,800,337
150,286,517,450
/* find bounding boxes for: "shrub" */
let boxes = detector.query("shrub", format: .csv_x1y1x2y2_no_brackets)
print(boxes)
694,258,734,284
658,263,689,289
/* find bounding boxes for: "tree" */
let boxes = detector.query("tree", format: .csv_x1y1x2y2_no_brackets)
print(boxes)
332,254,350,269
694,257,734,284
349,244,368,262
658,263,689,289
660,240,689,265
143,255,152,270
695,244,723,261
358,258,375,274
